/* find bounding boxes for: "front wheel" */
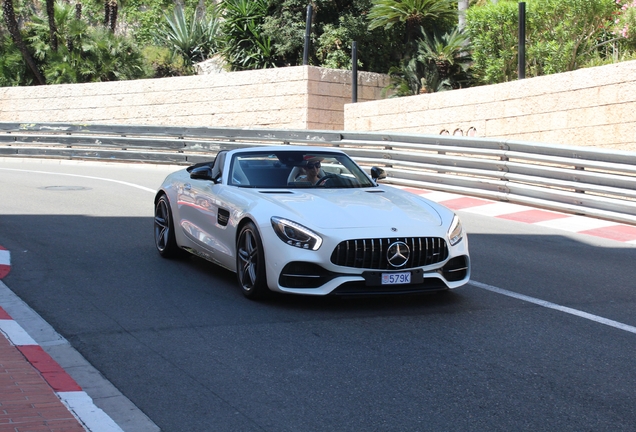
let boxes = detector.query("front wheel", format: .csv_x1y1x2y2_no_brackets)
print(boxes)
154,194,180,258
236,222,269,299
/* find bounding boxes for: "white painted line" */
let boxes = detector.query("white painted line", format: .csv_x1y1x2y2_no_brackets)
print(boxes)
470,280,636,335
460,202,531,217
0,249,9,266
59,391,124,432
0,319,38,345
418,191,463,202
0,168,156,193
534,216,618,232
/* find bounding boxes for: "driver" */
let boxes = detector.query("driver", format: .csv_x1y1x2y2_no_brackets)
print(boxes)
295,156,324,185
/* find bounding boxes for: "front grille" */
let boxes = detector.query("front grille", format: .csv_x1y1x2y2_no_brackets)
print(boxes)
330,237,448,270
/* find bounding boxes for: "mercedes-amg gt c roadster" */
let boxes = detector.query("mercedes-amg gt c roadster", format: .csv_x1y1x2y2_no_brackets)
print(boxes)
154,146,470,299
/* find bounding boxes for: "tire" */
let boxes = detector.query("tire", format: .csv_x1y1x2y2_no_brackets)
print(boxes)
236,222,269,299
154,194,180,258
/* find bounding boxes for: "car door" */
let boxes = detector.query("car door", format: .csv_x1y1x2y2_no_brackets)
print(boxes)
177,154,234,266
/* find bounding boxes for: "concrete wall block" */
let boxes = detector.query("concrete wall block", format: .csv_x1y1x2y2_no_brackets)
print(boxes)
234,81,308,98
308,80,353,99
311,66,352,84
307,108,344,127
359,85,385,101
307,94,347,111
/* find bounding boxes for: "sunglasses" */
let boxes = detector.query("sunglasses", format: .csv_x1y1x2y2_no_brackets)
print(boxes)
306,162,321,169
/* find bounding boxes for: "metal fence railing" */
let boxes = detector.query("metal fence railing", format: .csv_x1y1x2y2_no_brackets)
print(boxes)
1,122,635,225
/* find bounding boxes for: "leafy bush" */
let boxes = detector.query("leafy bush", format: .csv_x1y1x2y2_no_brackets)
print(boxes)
142,45,189,77
467,0,618,84
154,3,220,71
0,35,31,86
465,1,518,83
316,11,400,72
615,0,636,49
23,1,148,83
219,0,275,70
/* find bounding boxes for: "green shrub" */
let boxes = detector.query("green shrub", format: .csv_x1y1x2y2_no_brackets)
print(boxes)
467,0,618,84
142,45,189,77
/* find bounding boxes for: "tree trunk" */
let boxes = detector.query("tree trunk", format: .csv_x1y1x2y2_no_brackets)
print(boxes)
2,0,46,84
46,0,58,52
458,0,468,31
104,0,117,32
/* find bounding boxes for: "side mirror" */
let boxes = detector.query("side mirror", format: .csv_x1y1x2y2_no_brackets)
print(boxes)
190,165,214,181
371,166,387,181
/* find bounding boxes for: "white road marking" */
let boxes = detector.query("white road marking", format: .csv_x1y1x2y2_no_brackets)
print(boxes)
534,216,618,232
0,319,38,345
0,168,156,193
470,280,636,334
461,202,537,217
417,191,463,202
0,249,9,266
59,391,124,432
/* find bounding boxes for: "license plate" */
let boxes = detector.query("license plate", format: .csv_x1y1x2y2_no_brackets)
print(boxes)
381,272,411,285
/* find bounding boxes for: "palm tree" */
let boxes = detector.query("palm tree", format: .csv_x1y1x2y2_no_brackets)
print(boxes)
417,28,472,90
2,0,46,84
385,27,472,96
368,0,456,45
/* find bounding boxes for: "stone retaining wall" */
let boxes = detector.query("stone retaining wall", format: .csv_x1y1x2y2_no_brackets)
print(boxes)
2,60,636,152
0,66,388,130
344,60,636,152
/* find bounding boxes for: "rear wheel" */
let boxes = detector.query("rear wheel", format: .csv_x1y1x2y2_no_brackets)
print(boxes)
236,222,269,299
154,195,180,258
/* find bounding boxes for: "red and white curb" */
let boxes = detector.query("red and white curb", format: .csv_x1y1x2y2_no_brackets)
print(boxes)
0,307,123,432
398,187,636,244
0,245,9,279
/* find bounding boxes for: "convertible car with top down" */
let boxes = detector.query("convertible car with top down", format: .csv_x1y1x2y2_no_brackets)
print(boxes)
154,146,470,299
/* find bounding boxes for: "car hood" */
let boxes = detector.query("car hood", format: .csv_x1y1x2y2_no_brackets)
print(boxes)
251,187,443,230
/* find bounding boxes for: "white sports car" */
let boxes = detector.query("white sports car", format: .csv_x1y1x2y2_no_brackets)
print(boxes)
154,146,470,299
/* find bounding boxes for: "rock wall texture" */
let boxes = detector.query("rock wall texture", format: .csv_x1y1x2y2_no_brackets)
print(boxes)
0,66,388,131
344,60,636,151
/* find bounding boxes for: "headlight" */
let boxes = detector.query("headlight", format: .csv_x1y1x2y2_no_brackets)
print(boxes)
271,217,322,250
448,215,464,246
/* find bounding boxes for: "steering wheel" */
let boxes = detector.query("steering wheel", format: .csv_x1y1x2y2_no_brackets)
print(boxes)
315,173,339,187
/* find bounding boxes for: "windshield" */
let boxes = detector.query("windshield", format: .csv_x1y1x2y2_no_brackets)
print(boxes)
228,150,376,189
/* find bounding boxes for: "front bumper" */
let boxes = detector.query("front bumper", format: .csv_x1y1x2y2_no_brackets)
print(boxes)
276,255,469,295
261,226,470,296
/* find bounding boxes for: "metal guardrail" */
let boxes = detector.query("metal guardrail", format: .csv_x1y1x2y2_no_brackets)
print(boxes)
1,122,635,225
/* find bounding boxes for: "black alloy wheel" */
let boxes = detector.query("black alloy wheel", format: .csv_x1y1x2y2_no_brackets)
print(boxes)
236,222,268,299
154,194,180,258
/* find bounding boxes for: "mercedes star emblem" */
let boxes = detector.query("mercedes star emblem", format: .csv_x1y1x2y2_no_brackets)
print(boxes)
387,241,410,268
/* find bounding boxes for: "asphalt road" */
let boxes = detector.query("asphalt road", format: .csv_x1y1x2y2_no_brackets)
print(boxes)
1,158,635,431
